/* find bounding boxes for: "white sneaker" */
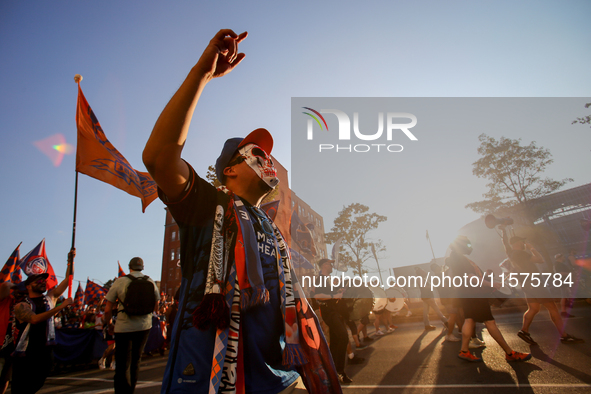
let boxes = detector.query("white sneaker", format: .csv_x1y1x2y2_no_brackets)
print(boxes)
406,311,412,317
109,361,116,370
386,327,396,333
469,337,486,349
98,357,106,370
445,334,461,342
375,330,385,336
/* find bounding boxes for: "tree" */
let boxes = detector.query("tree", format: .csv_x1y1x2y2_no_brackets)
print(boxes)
206,165,221,188
325,203,387,276
103,278,116,291
466,134,572,222
571,102,591,128
466,134,572,268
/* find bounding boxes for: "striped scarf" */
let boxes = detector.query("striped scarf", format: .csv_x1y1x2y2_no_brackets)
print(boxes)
192,187,342,394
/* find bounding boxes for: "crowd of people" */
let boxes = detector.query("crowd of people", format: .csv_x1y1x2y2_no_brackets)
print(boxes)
307,232,588,381
0,252,180,394
1,28,588,394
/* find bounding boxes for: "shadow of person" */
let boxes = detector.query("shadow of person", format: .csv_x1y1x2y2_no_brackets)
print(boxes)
372,328,516,392
530,345,591,384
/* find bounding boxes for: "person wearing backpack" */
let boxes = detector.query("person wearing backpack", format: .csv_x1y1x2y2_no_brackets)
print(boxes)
104,257,160,393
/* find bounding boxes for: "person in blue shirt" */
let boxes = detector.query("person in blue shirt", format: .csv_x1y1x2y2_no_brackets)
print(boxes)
143,29,340,394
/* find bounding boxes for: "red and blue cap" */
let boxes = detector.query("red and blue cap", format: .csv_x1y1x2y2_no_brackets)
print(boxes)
215,128,274,185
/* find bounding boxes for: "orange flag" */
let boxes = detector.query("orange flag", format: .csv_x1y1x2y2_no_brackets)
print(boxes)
75,80,157,212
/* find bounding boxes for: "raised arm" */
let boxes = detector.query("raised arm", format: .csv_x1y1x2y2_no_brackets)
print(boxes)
499,225,512,257
14,297,72,325
103,300,115,329
526,244,545,264
50,248,75,299
143,29,248,200
0,282,13,301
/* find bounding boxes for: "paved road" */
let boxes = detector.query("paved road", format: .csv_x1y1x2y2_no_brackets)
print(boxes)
16,303,591,394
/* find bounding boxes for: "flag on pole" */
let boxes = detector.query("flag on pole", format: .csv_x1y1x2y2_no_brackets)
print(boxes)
18,239,58,289
11,264,22,284
118,261,126,278
75,79,157,212
0,243,21,285
84,279,106,306
73,283,84,313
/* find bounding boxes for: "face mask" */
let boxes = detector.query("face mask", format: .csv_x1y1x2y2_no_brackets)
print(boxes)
238,144,279,188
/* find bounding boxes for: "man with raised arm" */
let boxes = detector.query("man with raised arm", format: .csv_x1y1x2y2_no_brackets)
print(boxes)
12,249,74,393
143,29,340,394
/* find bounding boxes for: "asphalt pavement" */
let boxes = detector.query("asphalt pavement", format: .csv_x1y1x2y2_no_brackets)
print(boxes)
14,301,591,394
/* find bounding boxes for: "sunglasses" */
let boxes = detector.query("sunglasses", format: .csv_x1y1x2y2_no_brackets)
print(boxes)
227,155,246,168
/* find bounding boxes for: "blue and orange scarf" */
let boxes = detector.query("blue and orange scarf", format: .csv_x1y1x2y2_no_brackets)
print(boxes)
192,187,342,394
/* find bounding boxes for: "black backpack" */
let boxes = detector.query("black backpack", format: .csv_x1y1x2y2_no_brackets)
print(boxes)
122,275,156,316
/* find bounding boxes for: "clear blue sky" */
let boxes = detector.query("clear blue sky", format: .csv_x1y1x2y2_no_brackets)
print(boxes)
1,1,590,289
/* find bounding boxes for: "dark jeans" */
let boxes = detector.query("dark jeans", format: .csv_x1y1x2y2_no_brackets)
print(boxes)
11,346,53,394
114,329,150,393
320,305,348,373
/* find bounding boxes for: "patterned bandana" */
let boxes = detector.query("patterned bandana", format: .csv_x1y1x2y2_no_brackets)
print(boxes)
237,144,279,188
192,187,342,394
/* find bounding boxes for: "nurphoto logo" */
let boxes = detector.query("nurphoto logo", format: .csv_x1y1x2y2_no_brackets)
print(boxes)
302,107,418,153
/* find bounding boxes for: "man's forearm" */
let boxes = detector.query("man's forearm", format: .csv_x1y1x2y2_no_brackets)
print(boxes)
143,30,247,199
501,229,512,255
143,66,208,194
52,263,73,298
103,311,112,327
145,67,209,164
16,302,68,325
530,248,544,264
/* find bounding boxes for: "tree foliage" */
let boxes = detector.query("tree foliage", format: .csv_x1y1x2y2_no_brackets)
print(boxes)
571,102,591,128
325,203,387,276
103,278,115,291
466,134,572,222
206,165,222,188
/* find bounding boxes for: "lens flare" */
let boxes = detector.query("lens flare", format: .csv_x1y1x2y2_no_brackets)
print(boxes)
53,144,74,154
33,133,74,167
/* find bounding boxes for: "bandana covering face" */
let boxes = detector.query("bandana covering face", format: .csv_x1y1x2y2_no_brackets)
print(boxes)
238,144,279,188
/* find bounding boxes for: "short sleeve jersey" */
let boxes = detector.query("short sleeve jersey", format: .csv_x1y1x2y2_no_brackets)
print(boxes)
159,164,298,394
105,271,160,333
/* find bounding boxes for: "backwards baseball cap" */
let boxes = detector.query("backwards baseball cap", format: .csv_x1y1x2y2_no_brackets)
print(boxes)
129,257,144,270
509,236,526,244
215,128,278,187
24,273,49,286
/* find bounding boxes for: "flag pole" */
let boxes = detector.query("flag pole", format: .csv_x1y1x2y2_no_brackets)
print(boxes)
68,171,78,299
426,230,437,261
70,73,83,299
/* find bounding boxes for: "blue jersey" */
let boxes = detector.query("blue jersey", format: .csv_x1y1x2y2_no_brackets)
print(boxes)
159,164,299,394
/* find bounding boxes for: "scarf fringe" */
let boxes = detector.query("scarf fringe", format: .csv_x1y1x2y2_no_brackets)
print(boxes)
282,343,308,367
192,293,230,330
240,285,269,310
